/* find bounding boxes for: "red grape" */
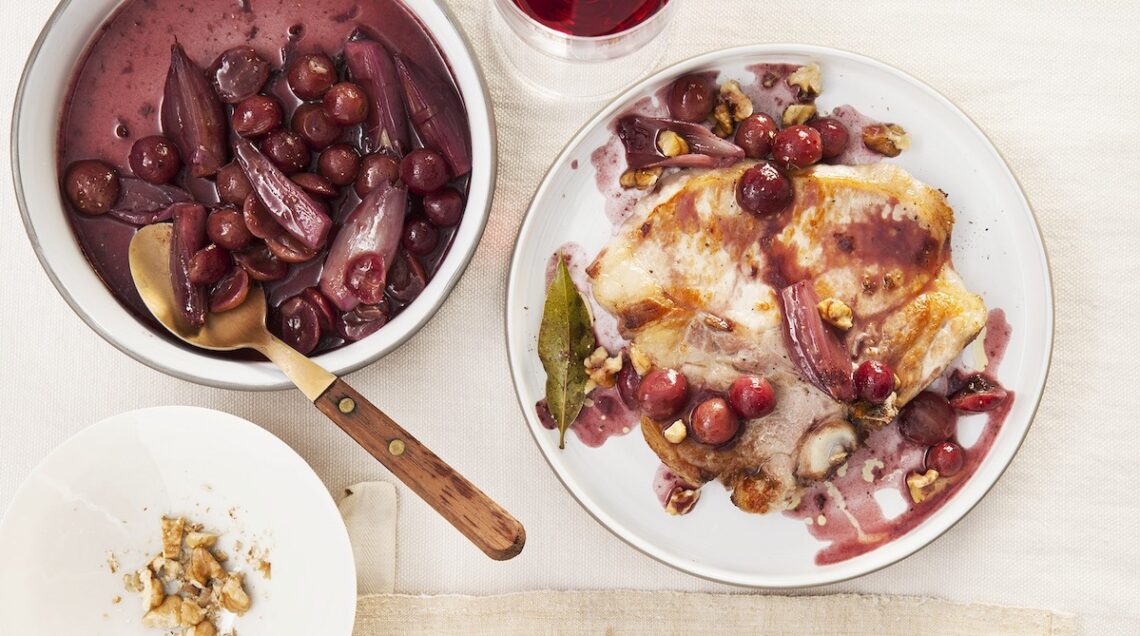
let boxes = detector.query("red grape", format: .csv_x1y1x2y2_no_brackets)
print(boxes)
736,161,792,216
668,74,715,122
925,441,965,476
853,360,895,404
727,376,776,418
689,397,740,446
636,368,689,421
772,124,822,169
734,113,778,159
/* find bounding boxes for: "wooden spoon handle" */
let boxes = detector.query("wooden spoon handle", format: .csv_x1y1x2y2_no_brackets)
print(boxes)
314,379,525,560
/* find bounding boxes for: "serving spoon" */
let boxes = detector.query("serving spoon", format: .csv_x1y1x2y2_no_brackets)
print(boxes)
129,224,525,560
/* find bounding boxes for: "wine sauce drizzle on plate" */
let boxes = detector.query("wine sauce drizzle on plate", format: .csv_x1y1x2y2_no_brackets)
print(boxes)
788,309,1013,564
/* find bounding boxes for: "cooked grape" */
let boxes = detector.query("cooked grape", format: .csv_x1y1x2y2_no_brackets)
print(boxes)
772,125,823,169
129,135,182,184
292,103,343,150
636,368,689,421
287,53,336,100
898,392,956,445
206,206,254,250
215,162,253,205
402,217,439,256
734,113,778,159
807,117,850,159
231,94,282,138
355,152,400,197
422,187,464,227
210,46,270,104
727,376,776,418
319,144,362,187
735,161,792,216
668,74,715,122
63,159,120,215
323,82,369,126
187,244,231,285
260,129,309,174
689,397,740,446
400,148,449,195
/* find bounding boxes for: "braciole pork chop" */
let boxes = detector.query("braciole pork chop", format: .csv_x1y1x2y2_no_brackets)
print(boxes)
587,161,986,513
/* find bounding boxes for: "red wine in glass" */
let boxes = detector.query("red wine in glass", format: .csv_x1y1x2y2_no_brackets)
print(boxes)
513,0,669,37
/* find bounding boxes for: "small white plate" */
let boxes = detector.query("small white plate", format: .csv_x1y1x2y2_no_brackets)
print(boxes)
505,44,1053,587
0,406,356,633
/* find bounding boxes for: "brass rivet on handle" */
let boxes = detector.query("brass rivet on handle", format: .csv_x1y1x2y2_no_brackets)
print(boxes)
388,439,406,456
338,397,356,414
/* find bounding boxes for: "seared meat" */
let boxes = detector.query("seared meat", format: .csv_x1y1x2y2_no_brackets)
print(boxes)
588,162,986,513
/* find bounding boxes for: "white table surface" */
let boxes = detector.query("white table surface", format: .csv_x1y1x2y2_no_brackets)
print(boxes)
2,1,1137,634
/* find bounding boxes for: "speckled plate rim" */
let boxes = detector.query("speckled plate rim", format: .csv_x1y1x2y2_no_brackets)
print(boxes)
11,0,497,391
504,43,1054,588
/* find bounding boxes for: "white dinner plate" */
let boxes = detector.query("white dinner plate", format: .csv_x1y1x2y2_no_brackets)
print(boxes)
505,44,1052,587
0,406,356,633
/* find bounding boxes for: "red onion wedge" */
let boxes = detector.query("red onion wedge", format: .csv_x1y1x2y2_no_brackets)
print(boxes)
394,55,471,177
345,39,409,156
779,280,855,402
234,139,332,250
162,42,227,178
319,181,406,312
169,203,209,328
108,178,192,225
617,115,745,170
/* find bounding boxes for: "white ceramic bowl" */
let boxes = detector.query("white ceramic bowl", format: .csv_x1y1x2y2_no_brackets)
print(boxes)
506,44,1053,586
0,406,356,634
12,0,495,390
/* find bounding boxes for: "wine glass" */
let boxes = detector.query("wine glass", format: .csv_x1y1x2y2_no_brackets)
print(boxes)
490,0,678,101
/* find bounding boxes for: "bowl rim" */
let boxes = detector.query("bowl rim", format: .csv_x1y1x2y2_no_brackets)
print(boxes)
11,0,497,391
504,42,1055,588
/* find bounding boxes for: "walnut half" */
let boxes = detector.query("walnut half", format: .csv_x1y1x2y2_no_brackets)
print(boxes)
619,166,663,190
782,103,817,127
786,63,822,100
817,297,853,330
862,123,911,157
906,469,947,503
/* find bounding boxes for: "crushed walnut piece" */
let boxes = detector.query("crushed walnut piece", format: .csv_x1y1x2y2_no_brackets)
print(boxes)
125,516,255,635
584,346,623,394
663,420,687,444
619,166,663,190
665,487,700,515
906,469,947,503
786,63,822,100
782,103,817,127
862,123,911,157
817,297,853,330
656,130,689,157
628,343,652,376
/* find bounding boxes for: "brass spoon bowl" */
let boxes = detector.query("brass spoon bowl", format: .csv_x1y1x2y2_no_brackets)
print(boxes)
129,224,524,560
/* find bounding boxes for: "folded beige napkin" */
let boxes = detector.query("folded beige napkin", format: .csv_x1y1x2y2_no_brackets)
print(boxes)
352,591,1076,636
338,484,1075,636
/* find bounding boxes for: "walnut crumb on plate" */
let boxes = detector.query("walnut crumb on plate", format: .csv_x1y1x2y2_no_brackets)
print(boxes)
124,516,254,635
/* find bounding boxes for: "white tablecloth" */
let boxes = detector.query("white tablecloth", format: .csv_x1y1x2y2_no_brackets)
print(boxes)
2,1,1137,633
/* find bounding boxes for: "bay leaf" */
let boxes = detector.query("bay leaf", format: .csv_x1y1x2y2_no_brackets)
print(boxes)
538,252,596,449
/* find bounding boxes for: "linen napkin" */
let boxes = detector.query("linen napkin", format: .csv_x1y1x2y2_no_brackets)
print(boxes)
338,483,1074,635
352,591,1075,636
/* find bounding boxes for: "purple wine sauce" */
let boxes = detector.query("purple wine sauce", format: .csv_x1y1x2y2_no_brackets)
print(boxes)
536,386,639,448
787,308,1014,564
